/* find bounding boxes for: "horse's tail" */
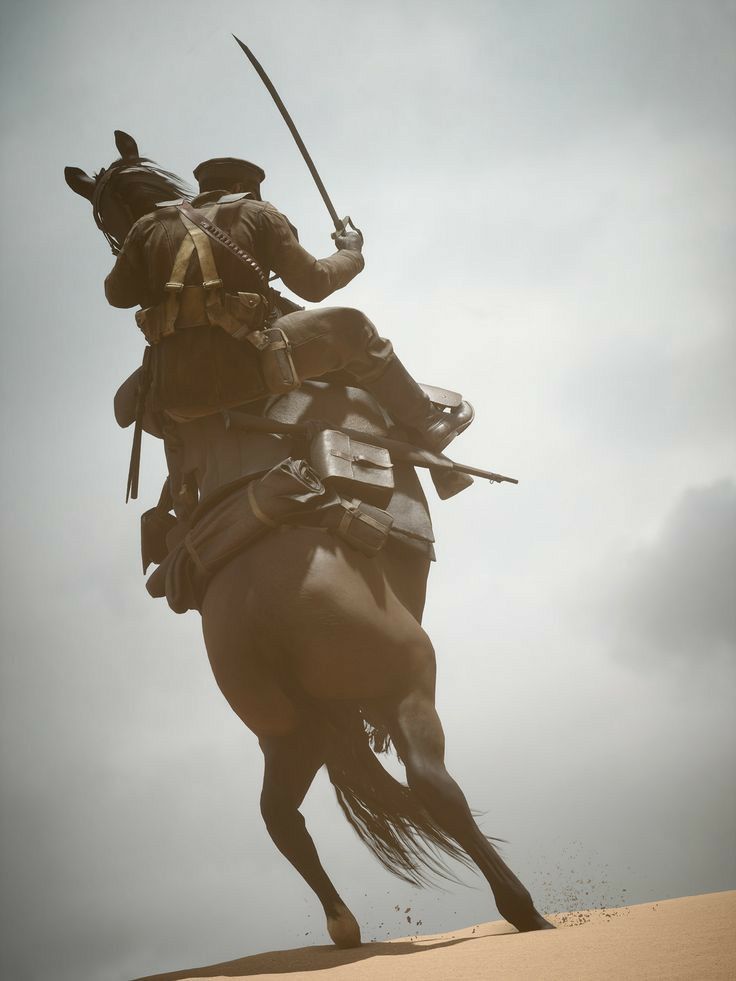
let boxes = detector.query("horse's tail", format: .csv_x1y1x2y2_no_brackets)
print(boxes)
319,705,476,887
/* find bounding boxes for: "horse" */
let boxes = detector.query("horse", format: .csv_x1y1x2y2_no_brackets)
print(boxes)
65,133,554,950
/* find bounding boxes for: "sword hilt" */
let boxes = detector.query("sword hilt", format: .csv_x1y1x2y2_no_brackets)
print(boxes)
331,215,363,242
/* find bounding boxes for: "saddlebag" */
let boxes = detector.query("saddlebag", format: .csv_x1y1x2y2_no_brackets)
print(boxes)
308,429,394,508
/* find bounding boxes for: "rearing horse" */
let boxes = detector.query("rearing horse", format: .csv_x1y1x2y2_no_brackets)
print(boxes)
65,132,553,950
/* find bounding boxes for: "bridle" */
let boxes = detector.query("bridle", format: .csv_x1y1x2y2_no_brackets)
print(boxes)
92,159,150,255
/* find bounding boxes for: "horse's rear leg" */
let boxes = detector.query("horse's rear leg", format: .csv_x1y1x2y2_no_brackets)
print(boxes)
385,679,553,932
260,726,361,948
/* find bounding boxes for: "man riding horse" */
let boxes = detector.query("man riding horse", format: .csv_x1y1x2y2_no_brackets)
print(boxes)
65,127,553,951
83,133,473,467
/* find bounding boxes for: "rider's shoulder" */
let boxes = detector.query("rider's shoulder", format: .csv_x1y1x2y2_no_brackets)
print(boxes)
190,190,261,209
258,201,299,239
259,199,288,217
125,203,180,236
124,209,170,242
153,198,187,214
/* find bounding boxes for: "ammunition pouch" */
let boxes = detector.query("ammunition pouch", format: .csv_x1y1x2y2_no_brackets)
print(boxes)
137,291,300,399
243,326,300,394
136,287,267,345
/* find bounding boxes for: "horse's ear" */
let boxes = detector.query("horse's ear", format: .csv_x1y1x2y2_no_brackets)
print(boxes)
115,130,140,160
64,166,96,200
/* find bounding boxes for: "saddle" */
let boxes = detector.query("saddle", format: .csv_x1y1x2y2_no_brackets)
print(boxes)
114,370,463,432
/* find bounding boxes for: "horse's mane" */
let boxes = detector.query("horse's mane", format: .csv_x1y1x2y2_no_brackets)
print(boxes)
95,157,193,202
93,157,193,252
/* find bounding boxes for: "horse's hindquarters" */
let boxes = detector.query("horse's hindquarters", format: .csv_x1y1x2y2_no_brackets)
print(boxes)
200,526,433,734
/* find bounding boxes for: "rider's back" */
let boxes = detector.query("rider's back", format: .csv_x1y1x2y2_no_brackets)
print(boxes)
104,193,365,414
105,193,363,309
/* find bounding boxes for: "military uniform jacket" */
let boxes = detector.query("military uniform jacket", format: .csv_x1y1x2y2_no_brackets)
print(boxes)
105,191,365,411
105,190,364,307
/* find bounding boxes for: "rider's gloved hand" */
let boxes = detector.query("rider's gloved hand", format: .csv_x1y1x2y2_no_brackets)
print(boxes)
334,224,364,253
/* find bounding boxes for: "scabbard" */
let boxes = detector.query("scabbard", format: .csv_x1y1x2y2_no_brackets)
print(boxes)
126,346,153,502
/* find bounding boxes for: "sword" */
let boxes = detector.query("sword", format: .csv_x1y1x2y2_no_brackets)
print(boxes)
233,35,360,240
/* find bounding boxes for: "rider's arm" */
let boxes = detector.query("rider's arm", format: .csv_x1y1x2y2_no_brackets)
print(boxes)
259,204,364,303
104,223,147,309
105,255,138,308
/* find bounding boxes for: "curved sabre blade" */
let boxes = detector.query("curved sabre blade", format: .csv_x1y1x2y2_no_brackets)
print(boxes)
233,35,342,231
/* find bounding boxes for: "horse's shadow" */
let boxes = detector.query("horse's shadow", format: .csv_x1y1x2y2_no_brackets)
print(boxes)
132,932,497,980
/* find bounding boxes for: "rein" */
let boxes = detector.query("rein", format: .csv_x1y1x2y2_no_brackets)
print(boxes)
91,160,133,254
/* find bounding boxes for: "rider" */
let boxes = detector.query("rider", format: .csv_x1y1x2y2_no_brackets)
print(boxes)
105,156,473,452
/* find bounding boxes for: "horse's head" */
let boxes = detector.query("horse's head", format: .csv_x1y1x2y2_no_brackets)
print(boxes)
64,130,191,254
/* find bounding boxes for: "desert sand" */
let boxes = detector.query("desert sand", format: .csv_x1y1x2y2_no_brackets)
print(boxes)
135,890,735,980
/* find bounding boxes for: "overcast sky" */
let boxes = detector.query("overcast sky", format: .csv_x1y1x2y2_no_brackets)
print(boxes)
1,2,735,979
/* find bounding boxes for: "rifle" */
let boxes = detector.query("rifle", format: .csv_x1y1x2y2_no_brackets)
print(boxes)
223,409,518,487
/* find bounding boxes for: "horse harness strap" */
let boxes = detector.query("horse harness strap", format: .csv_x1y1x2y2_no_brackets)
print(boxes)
246,480,279,527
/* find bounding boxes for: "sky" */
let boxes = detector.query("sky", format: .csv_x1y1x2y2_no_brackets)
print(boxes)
1,1,734,979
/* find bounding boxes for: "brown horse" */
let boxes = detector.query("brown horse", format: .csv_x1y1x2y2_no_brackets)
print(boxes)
65,135,553,949
153,380,554,947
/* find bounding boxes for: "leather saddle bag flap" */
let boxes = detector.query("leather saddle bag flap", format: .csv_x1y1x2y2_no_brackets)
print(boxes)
309,429,394,508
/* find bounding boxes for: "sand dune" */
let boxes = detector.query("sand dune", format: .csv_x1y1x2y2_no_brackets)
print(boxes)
134,890,735,981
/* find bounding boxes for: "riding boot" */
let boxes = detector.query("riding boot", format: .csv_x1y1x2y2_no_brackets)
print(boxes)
363,357,474,453
363,357,475,499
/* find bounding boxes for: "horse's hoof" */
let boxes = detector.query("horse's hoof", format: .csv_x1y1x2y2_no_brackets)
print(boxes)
326,904,362,948
515,909,556,932
500,896,556,933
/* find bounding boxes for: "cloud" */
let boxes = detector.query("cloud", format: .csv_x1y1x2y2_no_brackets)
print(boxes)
601,480,736,666
561,326,736,453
